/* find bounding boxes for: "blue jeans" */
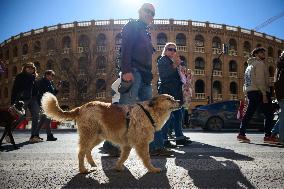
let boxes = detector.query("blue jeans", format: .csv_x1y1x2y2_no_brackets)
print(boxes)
118,70,166,151
240,91,274,137
119,70,152,104
36,114,52,136
271,100,284,142
162,109,185,141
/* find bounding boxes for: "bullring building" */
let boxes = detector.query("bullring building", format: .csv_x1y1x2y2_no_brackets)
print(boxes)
0,19,283,110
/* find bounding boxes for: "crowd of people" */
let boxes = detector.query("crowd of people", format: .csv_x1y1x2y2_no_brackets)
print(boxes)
11,63,58,143
3,2,283,151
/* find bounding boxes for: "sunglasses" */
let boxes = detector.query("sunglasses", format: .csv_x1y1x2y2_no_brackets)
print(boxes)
143,8,155,17
167,48,177,52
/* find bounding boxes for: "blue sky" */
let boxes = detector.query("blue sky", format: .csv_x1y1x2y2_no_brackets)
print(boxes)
1,0,284,42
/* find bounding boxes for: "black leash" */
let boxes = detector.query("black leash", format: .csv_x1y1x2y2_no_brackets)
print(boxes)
137,103,156,130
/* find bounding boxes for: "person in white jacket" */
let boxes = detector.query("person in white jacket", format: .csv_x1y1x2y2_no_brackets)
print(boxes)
238,47,277,144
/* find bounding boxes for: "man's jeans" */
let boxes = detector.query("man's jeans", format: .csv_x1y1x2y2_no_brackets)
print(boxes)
35,114,52,136
119,70,152,104
118,70,166,151
272,99,284,142
240,91,274,136
24,99,40,137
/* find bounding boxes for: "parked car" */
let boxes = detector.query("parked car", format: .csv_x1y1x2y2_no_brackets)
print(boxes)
190,100,265,131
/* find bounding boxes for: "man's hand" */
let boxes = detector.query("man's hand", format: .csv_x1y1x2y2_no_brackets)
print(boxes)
122,72,134,82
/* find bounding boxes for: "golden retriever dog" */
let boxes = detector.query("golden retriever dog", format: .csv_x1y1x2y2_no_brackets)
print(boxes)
41,93,180,174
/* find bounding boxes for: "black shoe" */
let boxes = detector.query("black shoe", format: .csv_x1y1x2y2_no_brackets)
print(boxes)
100,142,120,157
164,141,177,148
47,134,57,141
176,138,192,146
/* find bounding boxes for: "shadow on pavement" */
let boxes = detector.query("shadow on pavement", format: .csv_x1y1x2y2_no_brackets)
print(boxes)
175,142,255,188
63,156,169,188
0,141,30,152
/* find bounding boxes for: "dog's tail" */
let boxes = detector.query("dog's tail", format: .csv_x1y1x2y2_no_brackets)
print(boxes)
41,92,79,122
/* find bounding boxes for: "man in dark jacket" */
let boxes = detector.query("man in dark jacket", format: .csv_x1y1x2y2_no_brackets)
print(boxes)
11,62,41,143
35,70,58,141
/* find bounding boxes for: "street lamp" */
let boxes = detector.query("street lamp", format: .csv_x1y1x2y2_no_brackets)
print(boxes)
210,44,228,103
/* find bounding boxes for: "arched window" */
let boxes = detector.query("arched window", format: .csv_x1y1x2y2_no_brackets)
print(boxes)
195,80,205,93
256,43,262,48
96,56,106,69
115,33,122,45
22,44,28,55
13,46,18,57
269,66,275,77
176,33,186,46
229,38,237,50
12,66,17,76
78,35,90,47
229,60,237,72
96,33,106,46
213,58,222,70
157,33,167,45
213,81,222,94
96,79,106,92
230,82,238,94
243,41,251,52
33,41,41,53
268,47,274,57
47,38,55,51
62,36,71,48
78,57,88,71
195,57,205,69
212,36,221,49
77,79,87,94
46,59,54,70
61,81,70,94
61,58,71,71
4,87,8,98
195,35,204,47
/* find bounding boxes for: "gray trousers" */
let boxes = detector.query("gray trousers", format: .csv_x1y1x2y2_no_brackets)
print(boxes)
24,99,40,137
36,114,52,136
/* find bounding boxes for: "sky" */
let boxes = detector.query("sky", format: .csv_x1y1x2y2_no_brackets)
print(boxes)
0,0,284,43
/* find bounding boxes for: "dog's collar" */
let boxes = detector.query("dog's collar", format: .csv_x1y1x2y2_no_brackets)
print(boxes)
137,103,156,129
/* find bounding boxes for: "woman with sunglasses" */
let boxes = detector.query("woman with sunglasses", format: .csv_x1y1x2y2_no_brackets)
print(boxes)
155,42,192,149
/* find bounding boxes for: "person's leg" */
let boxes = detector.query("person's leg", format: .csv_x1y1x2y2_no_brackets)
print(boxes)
271,119,279,136
119,70,142,105
278,99,284,142
262,92,274,137
239,91,261,136
28,99,40,138
171,109,185,140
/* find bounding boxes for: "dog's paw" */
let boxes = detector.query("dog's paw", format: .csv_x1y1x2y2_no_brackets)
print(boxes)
115,164,125,171
89,162,97,167
79,168,89,174
149,167,161,173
